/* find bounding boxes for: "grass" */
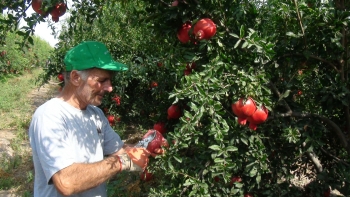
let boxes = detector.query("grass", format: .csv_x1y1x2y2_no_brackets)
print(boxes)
0,69,45,130
0,69,58,196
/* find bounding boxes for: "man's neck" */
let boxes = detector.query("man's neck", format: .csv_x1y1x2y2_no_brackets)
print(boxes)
57,85,88,110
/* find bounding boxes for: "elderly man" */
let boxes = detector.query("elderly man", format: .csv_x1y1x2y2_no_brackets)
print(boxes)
29,41,151,197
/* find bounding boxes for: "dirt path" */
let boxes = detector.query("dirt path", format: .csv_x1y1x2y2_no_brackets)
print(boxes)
0,81,59,197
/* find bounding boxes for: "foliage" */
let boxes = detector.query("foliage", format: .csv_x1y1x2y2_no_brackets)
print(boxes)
2,0,350,196
0,27,52,77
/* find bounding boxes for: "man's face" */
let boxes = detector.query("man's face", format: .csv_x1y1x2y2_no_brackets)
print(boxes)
77,68,113,107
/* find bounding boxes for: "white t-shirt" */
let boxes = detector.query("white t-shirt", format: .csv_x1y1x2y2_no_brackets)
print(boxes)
29,98,124,197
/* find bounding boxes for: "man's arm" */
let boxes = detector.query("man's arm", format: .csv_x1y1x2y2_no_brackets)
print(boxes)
52,146,149,196
52,155,120,196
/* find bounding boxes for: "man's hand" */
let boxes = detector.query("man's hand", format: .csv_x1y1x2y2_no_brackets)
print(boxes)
151,137,169,157
122,147,150,171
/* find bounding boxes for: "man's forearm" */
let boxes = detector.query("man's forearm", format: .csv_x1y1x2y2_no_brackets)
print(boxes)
52,155,121,196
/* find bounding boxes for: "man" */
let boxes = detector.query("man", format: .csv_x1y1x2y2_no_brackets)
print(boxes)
29,41,152,197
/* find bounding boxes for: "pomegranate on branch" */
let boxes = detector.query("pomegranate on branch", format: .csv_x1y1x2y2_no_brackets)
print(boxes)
231,97,257,125
193,18,217,40
50,2,67,22
177,21,192,43
247,105,268,130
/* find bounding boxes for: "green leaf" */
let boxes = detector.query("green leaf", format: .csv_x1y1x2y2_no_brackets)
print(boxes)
209,145,221,151
234,39,241,49
168,160,174,171
242,41,248,48
231,188,240,194
225,146,238,152
217,39,223,47
229,33,239,38
27,37,34,45
249,167,257,177
173,155,182,163
239,25,245,38
286,32,299,37
183,179,194,186
214,158,225,163
256,173,261,183
241,138,248,145
280,90,291,100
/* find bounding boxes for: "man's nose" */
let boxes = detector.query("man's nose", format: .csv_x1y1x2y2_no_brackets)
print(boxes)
104,81,113,92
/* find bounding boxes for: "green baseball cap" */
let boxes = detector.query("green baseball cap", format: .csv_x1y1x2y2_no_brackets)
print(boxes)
64,41,128,72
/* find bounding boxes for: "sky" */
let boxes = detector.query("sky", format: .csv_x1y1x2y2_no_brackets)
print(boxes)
18,1,73,47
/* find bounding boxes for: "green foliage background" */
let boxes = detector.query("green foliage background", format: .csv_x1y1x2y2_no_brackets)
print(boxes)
2,0,350,196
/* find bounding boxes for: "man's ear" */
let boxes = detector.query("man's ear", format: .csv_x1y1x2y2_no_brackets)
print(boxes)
70,70,82,86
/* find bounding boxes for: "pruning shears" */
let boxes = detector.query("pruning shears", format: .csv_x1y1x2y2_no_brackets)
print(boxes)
134,129,157,149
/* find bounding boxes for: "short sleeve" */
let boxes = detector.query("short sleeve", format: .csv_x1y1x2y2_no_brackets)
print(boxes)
100,114,124,155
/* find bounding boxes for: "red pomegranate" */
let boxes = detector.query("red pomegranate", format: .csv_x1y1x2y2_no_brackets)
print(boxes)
32,0,46,15
57,73,64,82
151,81,158,88
50,2,66,22
214,176,220,182
140,168,153,181
186,62,196,70
247,105,268,130
142,130,163,153
112,95,121,106
230,176,242,186
153,122,166,134
193,18,217,40
107,115,115,126
177,22,192,43
167,104,182,119
231,97,257,125
184,69,192,76
171,0,179,6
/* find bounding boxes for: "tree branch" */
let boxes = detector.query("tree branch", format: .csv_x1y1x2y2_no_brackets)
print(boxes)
268,82,292,112
306,151,323,173
274,112,350,156
279,53,340,73
320,147,350,167
303,141,323,173
293,0,304,35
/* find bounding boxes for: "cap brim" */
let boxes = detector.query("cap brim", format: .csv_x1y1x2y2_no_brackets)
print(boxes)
101,61,129,71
